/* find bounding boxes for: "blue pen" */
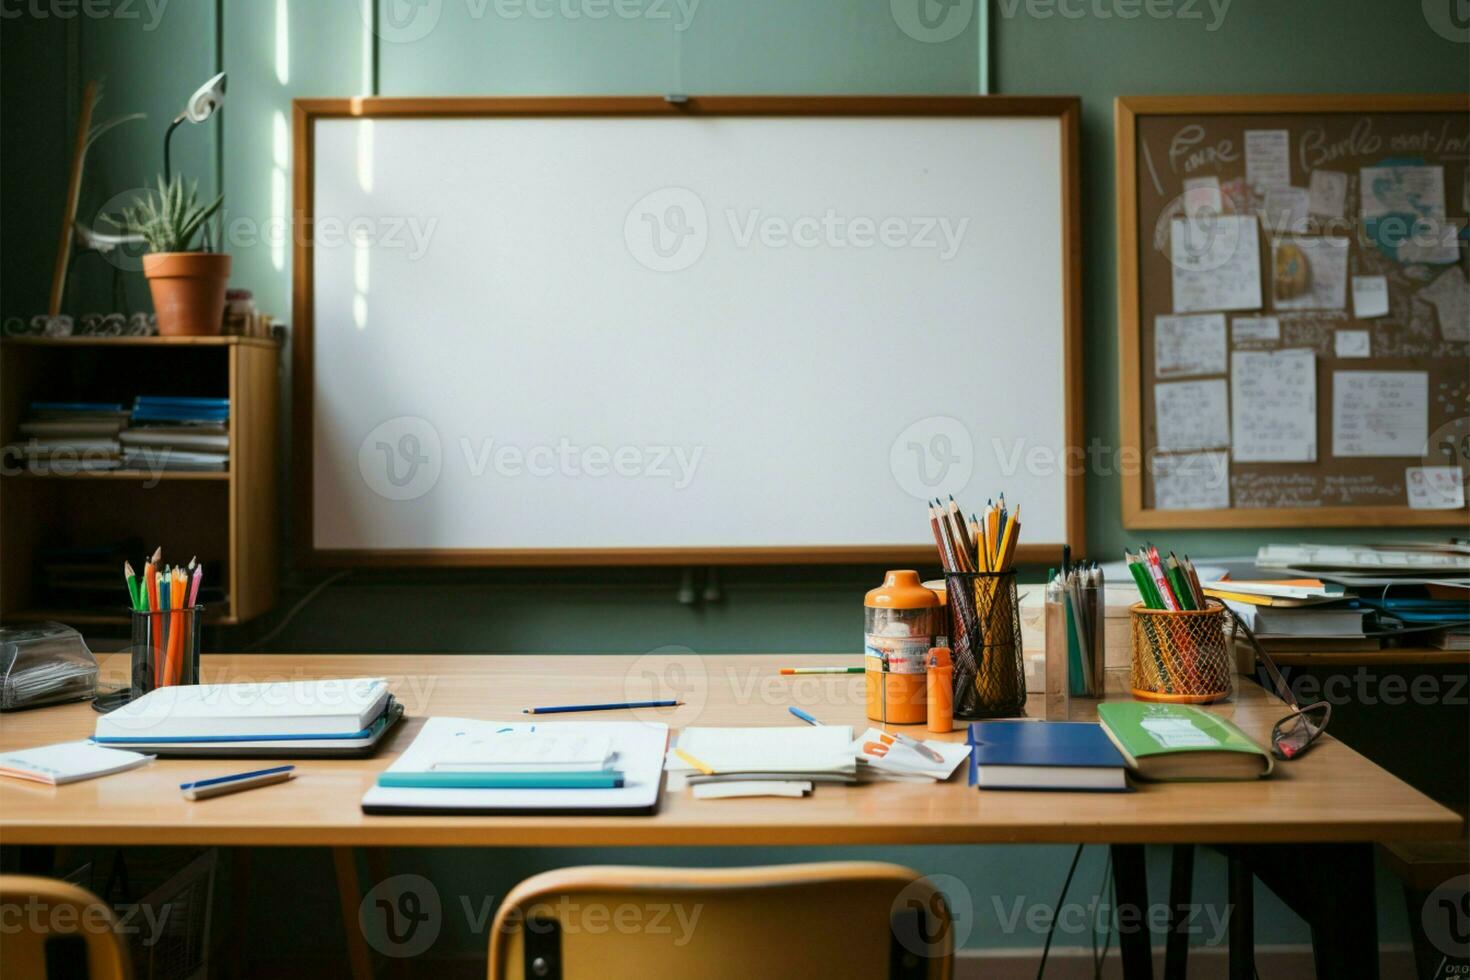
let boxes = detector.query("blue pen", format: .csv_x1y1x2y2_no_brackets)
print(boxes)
788,707,820,726
180,765,295,801
522,700,682,715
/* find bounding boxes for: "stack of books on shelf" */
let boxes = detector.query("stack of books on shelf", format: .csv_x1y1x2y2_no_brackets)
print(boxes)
120,396,230,472
2,402,129,473
1207,542,1470,653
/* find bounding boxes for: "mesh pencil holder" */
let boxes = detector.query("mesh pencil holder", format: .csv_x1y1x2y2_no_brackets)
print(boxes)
1129,600,1234,703
945,571,1026,719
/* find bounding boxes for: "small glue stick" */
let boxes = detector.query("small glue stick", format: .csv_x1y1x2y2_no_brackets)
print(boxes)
927,646,953,733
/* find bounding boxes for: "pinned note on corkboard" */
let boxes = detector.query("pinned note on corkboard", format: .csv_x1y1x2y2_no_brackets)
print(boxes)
1116,94,1470,529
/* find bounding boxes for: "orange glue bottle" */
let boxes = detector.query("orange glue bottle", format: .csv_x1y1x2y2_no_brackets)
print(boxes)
927,646,954,733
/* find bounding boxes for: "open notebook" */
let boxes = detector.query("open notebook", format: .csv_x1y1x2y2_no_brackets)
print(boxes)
362,718,669,815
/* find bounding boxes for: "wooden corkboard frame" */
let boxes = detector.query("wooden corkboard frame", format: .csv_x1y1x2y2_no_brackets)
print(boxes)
293,96,1085,567
1116,94,1470,530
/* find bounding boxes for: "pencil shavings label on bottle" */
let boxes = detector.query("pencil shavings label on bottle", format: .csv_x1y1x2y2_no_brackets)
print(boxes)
864,636,932,674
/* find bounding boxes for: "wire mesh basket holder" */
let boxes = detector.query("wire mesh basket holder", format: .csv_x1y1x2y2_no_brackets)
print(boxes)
1129,599,1236,703
944,571,1026,718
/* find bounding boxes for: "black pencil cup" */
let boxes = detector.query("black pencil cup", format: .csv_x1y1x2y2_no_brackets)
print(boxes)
944,571,1026,719
130,606,203,698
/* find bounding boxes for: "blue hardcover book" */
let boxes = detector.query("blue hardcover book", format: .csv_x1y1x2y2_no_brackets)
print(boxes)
967,721,1129,792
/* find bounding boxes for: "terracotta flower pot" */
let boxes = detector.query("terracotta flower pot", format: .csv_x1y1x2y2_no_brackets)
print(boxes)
143,252,231,336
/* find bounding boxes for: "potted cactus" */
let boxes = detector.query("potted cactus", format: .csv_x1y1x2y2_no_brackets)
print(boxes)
108,175,228,336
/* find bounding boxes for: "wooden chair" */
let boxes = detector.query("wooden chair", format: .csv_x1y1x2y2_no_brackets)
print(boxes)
0,874,132,980
487,862,953,980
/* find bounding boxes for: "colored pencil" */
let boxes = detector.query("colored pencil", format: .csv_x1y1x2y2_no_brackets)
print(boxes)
521,699,683,715
780,667,863,675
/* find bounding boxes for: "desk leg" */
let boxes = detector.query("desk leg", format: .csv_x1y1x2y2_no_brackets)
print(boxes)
1227,855,1254,980
1111,844,1153,980
1163,844,1193,980
332,847,375,980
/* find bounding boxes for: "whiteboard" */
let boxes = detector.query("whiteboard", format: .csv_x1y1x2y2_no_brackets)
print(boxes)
299,99,1080,564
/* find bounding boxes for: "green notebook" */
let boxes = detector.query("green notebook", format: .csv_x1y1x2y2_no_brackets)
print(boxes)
1097,702,1273,781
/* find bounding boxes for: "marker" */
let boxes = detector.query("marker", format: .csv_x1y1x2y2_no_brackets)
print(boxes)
788,706,820,726
180,765,294,801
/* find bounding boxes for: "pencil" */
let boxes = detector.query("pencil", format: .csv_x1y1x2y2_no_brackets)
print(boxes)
674,748,715,775
521,699,683,714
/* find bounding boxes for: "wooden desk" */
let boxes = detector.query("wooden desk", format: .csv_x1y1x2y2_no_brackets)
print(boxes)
2,652,1459,980
0,652,1458,847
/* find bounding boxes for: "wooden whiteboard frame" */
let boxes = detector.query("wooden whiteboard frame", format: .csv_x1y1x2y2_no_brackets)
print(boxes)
293,96,1084,567
1116,93,1470,530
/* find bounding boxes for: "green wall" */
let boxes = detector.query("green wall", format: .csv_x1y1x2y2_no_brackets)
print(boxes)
2,0,1463,961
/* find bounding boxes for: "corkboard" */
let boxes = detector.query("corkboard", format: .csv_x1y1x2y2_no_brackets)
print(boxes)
1117,95,1470,529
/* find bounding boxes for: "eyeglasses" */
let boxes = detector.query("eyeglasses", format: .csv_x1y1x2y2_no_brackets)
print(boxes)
1226,609,1332,761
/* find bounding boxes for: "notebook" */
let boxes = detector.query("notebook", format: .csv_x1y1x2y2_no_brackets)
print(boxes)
667,726,857,783
94,677,390,741
1097,703,1273,781
968,721,1129,791
94,699,403,758
0,741,152,785
362,718,669,815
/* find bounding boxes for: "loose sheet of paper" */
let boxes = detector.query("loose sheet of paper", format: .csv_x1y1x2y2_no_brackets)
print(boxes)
1334,330,1372,359
1171,216,1263,313
1245,130,1291,190
1272,236,1349,310
1261,186,1310,234
1307,170,1347,219
1332,371,1429,457
1231,349,1317,462
1420,265,1470,342
1361,165,1445,221
1351,275,1389,318
1396,219,1462,265
1406,466,1466,510
1155,313,1227,378
1152,451,1230,510
1155,379,1230,452
1231,315,1280,343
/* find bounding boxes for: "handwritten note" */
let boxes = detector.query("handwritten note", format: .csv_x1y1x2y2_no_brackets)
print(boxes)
1307,170,1347,219
1245,130,1291,190
1351,275,1389,318
1152,452,1230,511
1155,313,1227,378
1420,265,1470,343
1171,216,1263,313
1406,466,1466,509
1155,379,1230,452
1332,371,1428,457
1361,165,1445,221
1231,315,1280,343
1272,235,1348,310
1231,349,1317,462
1334,330,1371,359
1397,219,1462,265
1261,186,1310,234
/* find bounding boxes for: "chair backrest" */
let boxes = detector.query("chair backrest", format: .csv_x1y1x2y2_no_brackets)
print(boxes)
0,874,132,980
487,861,952,980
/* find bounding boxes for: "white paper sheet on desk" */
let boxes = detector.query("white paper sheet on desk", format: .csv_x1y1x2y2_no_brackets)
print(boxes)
1332,370,1428,458
362,718,668,814
1231,349,1316,462
668,726,855,777
850,729,972,782
1170,216,1262,313
692,780,812,799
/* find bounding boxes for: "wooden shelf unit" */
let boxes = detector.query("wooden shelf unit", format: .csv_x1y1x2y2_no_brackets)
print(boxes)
0,335,280,626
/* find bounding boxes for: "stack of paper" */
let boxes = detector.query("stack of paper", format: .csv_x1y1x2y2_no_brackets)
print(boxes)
93,677,400,756
850,729,972,783
0,741,152,785
362,718,669,815
666,726,857,798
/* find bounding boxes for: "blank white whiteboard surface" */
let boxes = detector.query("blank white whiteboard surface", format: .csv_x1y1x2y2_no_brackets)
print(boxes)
302,101,1079,562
